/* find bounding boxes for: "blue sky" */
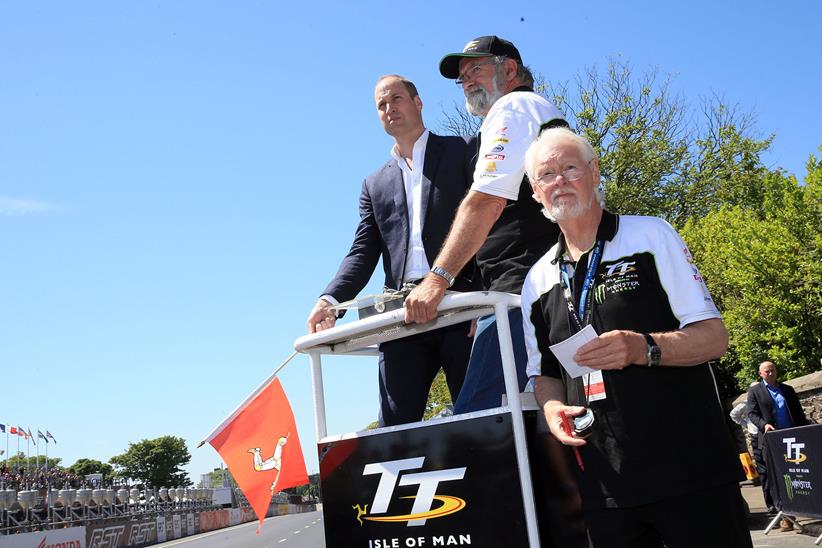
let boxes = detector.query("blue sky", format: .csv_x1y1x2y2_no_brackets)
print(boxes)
2,1,820,482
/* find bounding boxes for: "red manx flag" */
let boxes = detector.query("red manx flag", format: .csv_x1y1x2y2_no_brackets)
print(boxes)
208,378,308,530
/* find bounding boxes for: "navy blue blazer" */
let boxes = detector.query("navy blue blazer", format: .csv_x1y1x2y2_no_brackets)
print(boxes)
746,381,809,437
322,133,480,303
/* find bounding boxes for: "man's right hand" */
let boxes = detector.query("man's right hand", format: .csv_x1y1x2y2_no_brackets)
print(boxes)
543,402,588,447
307,299,337,333
764,424,776,432
403,274,449,324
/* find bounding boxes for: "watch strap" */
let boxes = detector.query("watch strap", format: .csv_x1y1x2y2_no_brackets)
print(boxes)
643,333,660,367
430,266,456,287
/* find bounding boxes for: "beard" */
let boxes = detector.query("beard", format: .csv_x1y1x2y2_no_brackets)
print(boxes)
548,190,594,222
464,72,505,116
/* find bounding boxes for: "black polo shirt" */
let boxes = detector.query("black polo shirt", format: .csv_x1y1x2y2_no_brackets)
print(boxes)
521,211,743,509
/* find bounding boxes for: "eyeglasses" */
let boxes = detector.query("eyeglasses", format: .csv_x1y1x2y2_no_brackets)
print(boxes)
455,59,499,85
533,162,591,187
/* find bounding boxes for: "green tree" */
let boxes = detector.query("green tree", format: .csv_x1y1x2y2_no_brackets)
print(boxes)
200,467,234,488
681,150,822,390
441,59,772,228
68,458,114,480
423,369,453,420
4,452,62,471
109,435,192,487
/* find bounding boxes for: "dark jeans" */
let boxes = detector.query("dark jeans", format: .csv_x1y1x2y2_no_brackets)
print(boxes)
453,309,529,414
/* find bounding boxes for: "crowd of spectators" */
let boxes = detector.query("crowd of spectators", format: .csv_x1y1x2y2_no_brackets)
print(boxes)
0,463,85,491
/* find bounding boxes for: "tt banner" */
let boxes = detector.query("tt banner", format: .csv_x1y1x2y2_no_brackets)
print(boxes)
156,515,168,543
319,411,531,548
764,423,822,519
172,513,183,539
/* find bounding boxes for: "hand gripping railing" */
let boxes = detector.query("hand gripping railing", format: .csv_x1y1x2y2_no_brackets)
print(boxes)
293,290,542,548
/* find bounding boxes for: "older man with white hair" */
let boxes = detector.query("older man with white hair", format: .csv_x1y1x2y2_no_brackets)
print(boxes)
521,127,752,547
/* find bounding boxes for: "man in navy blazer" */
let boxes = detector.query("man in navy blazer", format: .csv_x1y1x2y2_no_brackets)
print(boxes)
307,75,479,426
747,361,809,516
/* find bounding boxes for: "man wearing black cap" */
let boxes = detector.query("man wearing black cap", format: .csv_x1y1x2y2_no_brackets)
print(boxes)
404,36,567,413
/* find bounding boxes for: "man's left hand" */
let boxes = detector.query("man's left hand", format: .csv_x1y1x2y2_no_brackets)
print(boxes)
575,330,646,370
404,274,448,323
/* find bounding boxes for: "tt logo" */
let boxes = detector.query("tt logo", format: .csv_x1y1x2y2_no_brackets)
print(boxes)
783,437,807,463
605,261,636,277
354,456,466,527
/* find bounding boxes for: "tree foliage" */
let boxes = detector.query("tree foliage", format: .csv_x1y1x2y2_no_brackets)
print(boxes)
109,435,192,488
3,452,62,471
68,458,114,479
681,152,822,390
423,369,453,420
440,59,773,228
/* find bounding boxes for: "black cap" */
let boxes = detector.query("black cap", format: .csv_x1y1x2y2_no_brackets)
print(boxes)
439,36,523,79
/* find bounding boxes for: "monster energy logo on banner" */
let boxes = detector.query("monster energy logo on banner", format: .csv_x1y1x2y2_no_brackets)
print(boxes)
594,284,606,305
784,474,794,500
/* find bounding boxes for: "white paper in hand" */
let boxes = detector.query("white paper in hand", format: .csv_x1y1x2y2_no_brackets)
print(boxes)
548,324,599,378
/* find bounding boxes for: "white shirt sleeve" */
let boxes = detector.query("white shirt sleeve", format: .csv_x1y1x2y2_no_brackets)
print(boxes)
650,219,721,328
521,270,544,379
471,93,564,200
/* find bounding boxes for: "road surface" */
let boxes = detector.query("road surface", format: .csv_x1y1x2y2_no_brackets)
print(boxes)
154,510,324,548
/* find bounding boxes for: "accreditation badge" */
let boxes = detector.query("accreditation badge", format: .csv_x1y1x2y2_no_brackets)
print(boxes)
584,370,606,402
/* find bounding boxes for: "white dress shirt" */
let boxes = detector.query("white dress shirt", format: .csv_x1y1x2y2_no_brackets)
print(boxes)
391,129,431,282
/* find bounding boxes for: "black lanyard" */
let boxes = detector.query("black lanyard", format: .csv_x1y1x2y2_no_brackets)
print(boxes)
559,240,604,332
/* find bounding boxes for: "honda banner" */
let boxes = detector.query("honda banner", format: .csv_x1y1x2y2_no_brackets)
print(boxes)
2,526,86,548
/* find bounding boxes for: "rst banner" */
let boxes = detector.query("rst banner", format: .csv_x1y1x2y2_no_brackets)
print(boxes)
764,423,822,519
318,412,530,548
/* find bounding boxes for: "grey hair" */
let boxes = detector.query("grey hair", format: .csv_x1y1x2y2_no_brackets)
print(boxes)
493,56,534,88
524,127,604,221
524,127,597,183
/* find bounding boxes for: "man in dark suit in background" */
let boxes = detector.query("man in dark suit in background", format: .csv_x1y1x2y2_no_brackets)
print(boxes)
307,75,479,427
747,360,809,527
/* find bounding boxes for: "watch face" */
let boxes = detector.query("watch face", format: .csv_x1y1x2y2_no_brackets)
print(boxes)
650,345,661,366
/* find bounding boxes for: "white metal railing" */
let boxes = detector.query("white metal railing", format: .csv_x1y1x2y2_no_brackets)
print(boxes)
293,290,541,548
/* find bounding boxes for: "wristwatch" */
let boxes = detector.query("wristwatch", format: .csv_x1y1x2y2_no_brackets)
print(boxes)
643,333,661,367
430,266,455,287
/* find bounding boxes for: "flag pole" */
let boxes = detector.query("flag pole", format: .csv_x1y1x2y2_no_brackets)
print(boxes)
197,351,297,448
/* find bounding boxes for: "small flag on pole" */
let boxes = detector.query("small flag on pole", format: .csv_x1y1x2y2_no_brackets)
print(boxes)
28,428,35,446
205,377,308,531
46,431,57,443
17,427,26,438
38,430,48,443
0,424,5,433
10,426,17,435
